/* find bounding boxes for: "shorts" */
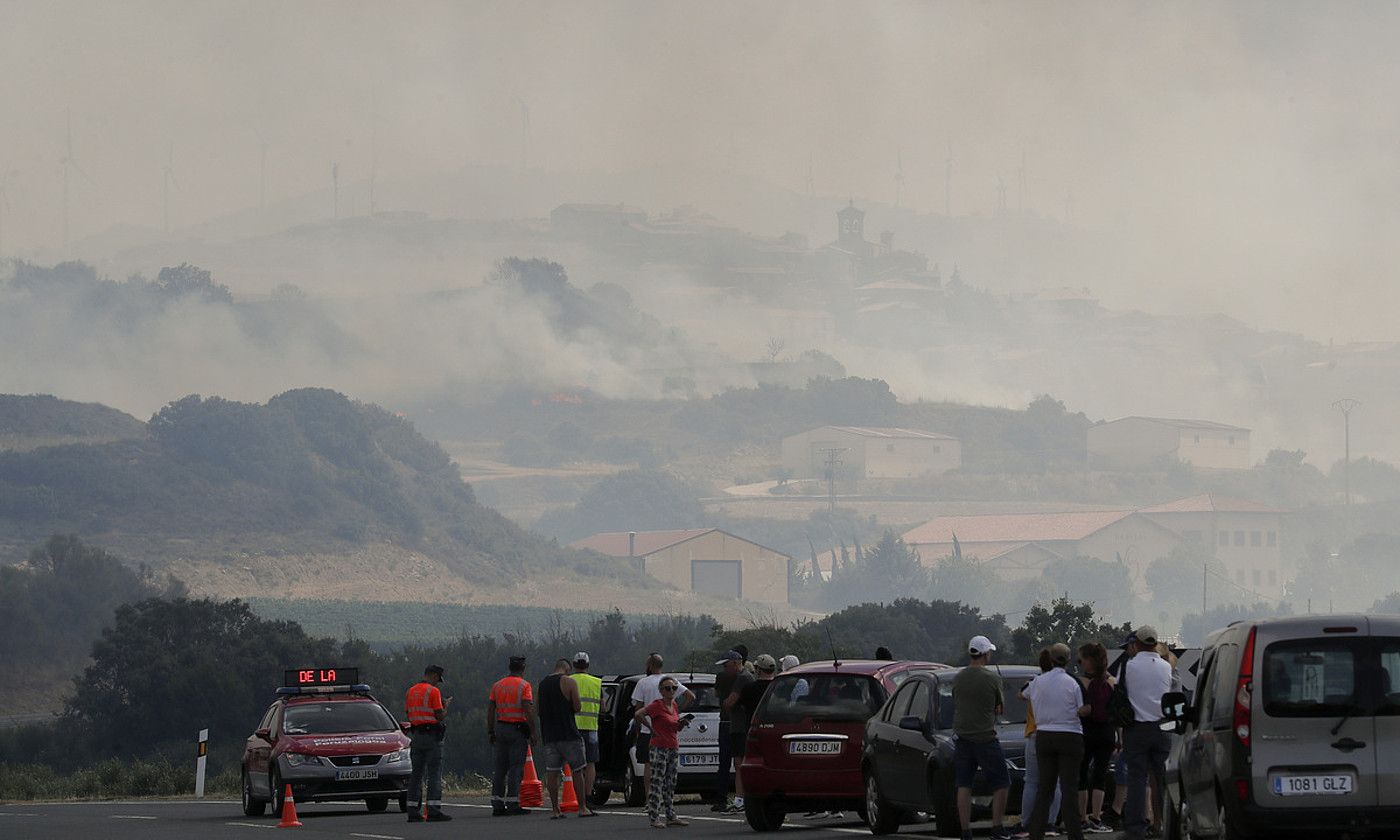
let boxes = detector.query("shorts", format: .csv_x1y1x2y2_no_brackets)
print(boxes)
729,731,748,759
543,737,587,773
580,730,599,764
636,731,652,759
953,736,1010,790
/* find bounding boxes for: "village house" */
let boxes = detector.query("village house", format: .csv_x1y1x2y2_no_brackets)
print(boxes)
781,425,961,480
1088,416,1252,470
570,528,790,604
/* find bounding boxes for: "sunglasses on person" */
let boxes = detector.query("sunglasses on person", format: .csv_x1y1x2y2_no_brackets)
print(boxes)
661,684,679,692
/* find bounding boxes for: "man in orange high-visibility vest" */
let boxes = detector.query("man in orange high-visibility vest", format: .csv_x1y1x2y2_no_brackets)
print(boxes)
488,655,537,816
404,665,453,822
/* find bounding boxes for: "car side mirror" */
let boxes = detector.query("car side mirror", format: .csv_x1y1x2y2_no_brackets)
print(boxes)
898,715,926,733
400,721,412,733
255,728,273,742
1161,691,1188,732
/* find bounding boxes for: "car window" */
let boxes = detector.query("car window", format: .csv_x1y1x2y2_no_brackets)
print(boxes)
282,702,398,734
1379,639,1400,715
1262,639,1360,717
681,682,721,712
1191,647,1218,723
886,681,918,722
256,703,278,732
753,674,883,723
997,676,1031,725
909,681,931,724
1207,644,1239,728
601,685,617,715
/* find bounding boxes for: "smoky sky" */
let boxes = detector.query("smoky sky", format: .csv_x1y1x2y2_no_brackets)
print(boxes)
2,1,1399,338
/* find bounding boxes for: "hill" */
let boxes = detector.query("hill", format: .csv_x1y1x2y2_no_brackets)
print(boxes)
0,388,636,591
0,394,146,452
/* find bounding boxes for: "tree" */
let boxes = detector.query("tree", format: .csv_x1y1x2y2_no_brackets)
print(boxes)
929,553,992,609
814,598,1008,665
533,470,704,542
823,531,928,608
1263,449,1308,468
765,336,786,362
154,263,233,303
1009,597,1131,662
67,598,339,754
1039,555,1135,616
1145,545,1225,622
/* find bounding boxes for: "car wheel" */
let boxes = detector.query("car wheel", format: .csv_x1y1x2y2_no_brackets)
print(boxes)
270,771,285,819
241,767,266,817
588,785,613,807
398,792,408,813
623,762,646,807
366,797,388,813
931,766,960,838
865,772,901,835
744,796,786,832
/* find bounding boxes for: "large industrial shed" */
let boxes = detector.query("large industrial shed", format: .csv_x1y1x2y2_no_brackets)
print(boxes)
781,425,961,480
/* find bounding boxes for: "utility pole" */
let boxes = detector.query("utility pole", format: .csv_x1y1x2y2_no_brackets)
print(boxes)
944,141,952,217
1333,398,1359,505
1203,562,1208,616
819,447,848,515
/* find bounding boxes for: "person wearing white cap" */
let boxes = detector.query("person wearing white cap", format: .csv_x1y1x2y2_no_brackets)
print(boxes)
952,635,1011,840
571,651,602,811
1121,626,1172,840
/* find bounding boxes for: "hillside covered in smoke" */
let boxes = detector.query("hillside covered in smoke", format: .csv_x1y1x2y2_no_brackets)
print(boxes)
0,387,633,588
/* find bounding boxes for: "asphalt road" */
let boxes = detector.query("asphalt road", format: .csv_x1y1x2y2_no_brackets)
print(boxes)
0,796,1134,840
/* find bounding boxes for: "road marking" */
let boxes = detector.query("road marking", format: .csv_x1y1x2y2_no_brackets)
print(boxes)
0,813,42,817
350,834,405,839
112,815,159,819
224,821,277,829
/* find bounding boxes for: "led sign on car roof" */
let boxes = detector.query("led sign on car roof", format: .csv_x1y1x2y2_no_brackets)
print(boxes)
284,667,360,688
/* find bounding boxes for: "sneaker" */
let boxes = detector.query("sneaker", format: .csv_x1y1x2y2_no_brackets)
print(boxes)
1010,831,1031,839
723,804,743,815
803,812,823,819
711,801,730,813
650,819,667,829
1086,817,1114,834
828,811,845,819
1045,829,1060,837
666,818,689,826
990,828,1014,840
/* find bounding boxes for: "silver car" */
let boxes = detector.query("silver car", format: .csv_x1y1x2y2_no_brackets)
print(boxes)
1163,614,1400,839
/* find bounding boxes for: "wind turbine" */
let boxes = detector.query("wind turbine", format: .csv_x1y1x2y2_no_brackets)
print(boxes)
162,141,178,234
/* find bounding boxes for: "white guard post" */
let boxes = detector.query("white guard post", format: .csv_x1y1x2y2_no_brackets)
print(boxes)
195,728,209,797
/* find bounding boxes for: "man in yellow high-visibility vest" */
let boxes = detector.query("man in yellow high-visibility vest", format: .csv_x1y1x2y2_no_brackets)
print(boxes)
572,651,603,808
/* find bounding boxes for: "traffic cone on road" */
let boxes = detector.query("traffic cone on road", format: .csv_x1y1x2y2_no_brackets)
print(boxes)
519,746,544,808
278,783,303,828
560,763,580,813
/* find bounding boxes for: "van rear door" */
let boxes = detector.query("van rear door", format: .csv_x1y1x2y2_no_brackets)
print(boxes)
1370,621,1400,806
1252,622,1378,808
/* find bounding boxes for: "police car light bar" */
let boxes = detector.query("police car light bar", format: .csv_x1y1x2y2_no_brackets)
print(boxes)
276,683,372,696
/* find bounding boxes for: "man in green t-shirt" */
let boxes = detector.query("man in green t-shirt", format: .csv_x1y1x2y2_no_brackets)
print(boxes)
951,635,1011,840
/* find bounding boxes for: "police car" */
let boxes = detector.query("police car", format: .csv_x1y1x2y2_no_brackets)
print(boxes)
240,668,413,818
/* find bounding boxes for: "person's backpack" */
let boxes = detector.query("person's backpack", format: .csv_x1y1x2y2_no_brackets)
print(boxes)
1108,657,1135,727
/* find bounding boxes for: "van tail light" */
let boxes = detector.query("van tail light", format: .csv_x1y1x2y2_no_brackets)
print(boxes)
1235,779,1250,802
1233,626,1257,748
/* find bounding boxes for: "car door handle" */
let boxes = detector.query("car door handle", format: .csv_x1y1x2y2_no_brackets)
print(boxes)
1332,737,1366,752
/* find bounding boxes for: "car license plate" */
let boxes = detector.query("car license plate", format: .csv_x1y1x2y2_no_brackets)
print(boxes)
335,768,380,781
680,754,718,766
1272,774,1353,796
787,740,843,755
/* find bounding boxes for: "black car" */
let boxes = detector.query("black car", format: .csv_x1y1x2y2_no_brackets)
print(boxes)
592,673,723,806
861,665,1037,837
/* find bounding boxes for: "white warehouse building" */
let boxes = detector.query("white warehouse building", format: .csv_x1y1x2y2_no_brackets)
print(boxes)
781,425,961,480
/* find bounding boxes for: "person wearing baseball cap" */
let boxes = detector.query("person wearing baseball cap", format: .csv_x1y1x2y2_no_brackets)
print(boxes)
571,652,602,810
405,665,453,821
952,635,1011,840
1121,626,1172,840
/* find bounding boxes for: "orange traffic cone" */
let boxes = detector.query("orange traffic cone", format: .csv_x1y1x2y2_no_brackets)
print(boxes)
560,763,580,813
519,746,544,808
278,783,303,828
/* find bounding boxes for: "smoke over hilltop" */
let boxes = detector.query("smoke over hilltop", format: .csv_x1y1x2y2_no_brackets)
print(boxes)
2,2,1399,338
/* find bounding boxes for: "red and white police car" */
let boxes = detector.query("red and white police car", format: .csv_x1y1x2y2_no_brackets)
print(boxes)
241,668,413,817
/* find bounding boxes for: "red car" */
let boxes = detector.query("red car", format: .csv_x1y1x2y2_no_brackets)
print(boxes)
240,669,413,818
739,659,949,831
